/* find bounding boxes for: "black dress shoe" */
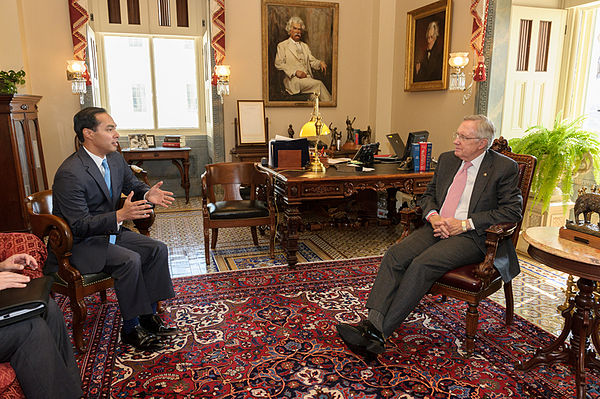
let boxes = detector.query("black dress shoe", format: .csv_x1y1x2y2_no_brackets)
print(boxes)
121,325,163,350
336,320,385,354
139,314,178,336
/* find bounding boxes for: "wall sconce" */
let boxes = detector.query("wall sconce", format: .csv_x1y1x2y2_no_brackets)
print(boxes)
300,93,330,173
66,60,87,105
214,64,230,103
448,52,469,91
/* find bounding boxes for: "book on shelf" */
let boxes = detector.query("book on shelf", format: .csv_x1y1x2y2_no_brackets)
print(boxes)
411,143,420,172
418,142,432,171
163,135,181,142
162,142,181,148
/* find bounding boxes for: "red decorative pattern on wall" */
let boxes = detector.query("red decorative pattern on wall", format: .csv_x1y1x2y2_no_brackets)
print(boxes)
211,0,226,65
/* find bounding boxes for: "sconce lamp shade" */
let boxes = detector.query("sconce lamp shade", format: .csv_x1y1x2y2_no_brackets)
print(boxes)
214,64,231,79
448,52,469,68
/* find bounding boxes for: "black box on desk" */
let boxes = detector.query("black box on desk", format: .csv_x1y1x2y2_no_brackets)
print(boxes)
269,138,310,169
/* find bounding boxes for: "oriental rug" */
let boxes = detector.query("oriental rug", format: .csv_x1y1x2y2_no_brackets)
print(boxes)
59,257,600,398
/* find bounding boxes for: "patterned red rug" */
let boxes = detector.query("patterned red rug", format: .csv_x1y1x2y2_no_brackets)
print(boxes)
57,256,600,398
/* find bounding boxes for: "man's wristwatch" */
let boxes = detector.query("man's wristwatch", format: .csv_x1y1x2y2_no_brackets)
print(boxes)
461,220,468,232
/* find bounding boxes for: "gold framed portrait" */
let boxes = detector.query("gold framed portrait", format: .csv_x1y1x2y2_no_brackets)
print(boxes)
405,0,452,92
261,0,338,107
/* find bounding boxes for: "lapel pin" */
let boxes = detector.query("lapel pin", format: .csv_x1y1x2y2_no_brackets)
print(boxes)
483,172,488,176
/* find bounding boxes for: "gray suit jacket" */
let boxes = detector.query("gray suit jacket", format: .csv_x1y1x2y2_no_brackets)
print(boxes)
50,147,149,274
420,149,523,282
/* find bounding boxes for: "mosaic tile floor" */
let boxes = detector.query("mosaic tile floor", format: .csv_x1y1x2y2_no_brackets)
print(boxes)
145,197,569,337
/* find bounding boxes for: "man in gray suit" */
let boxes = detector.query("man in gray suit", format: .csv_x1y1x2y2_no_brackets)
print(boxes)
51,107,176,351
337,115,523,354
274,16,332,101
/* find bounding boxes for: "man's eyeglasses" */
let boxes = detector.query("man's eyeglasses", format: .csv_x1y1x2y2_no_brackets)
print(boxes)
453,132,482,142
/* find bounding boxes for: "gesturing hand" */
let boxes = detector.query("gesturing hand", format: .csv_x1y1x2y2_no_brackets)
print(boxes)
116,191,154,223
146,181,175,208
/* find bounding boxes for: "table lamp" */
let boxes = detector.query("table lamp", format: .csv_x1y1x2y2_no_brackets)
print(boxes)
300,93,330,173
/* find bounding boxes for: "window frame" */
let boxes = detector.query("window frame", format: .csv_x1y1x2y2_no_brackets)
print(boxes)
96,32,206,135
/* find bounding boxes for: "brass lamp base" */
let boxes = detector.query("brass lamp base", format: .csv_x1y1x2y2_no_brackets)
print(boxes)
307,156,327,173
307,142,326,173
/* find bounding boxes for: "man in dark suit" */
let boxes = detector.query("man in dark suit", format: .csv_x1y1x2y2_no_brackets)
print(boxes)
414,21,444,82
337,115,523,354
51,107,176,351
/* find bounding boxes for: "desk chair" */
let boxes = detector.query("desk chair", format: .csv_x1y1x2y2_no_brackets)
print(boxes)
26,190,156,352
399,137,537,356
202,162,276,267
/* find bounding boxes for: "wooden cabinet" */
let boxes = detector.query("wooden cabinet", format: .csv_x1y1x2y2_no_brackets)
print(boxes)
0,95,48,231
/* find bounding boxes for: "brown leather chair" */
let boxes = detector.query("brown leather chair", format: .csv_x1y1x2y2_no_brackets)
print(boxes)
25,190,155,352
202,162,276,266
399,137,537,357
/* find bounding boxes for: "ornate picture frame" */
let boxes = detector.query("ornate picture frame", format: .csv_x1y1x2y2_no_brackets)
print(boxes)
261,0,338,107
405,0,452,92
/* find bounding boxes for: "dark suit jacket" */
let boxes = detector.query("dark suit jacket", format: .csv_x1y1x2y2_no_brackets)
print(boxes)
50,147,149,274
414,40,443,82
420,149,523,282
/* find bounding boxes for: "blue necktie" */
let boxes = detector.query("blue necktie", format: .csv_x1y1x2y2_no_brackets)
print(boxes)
102,159,117,245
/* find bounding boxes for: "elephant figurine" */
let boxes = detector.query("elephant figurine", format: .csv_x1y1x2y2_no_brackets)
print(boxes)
574,192,600,224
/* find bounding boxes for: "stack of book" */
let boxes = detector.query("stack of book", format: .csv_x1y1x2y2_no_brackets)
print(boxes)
410,141,432,172
162,135,185,148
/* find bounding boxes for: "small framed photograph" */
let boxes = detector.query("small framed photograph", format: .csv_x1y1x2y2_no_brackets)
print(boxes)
237,100,268,146
128,134,149,149
146,135,156,148
405,0,451,91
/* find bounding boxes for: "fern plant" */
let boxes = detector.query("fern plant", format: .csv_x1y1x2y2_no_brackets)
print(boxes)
509,115,600,213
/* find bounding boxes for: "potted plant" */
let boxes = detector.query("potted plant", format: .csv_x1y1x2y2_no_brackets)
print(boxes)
0,69,26,94
509,115,600,213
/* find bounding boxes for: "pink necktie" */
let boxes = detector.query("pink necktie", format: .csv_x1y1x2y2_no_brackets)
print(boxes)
440,161,472,218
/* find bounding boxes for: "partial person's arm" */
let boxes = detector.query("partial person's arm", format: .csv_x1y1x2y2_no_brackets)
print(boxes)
469,159,523,235
0,254,35,290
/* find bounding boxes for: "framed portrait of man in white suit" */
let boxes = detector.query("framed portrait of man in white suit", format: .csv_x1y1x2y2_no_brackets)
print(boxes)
262,0,338,107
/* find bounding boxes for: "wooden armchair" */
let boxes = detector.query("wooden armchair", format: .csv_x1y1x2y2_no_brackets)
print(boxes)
25,190,155,352
202,162,276,267
399,137,537,357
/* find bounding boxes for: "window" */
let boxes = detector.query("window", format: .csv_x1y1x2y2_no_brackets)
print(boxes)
103,35,199,130
582,8,600,132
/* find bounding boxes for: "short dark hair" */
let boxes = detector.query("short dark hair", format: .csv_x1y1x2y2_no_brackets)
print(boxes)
74,107,107,143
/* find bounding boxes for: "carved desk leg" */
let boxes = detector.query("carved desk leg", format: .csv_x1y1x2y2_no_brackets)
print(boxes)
283,202,301,268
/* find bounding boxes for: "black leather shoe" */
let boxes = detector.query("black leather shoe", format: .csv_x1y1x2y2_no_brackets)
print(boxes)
139,314,178,336
121,325,163,350
336,320,385,354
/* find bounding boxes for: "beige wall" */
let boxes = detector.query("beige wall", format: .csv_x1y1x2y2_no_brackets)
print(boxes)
0,0,81,182
223,0,376,159
223,0,484,160
391,0,476,158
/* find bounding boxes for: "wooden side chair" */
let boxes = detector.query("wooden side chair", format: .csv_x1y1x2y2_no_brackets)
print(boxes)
25,190,155,352
399,137,537,356
201,162,276,266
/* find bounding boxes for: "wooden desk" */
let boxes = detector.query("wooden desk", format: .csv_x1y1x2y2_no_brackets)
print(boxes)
519,226,600,399
121,147,191,203
258,163,434,266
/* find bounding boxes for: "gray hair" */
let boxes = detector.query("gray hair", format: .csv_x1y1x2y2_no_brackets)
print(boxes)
427,21,439,38
464,114,496,149
286,16,305,34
